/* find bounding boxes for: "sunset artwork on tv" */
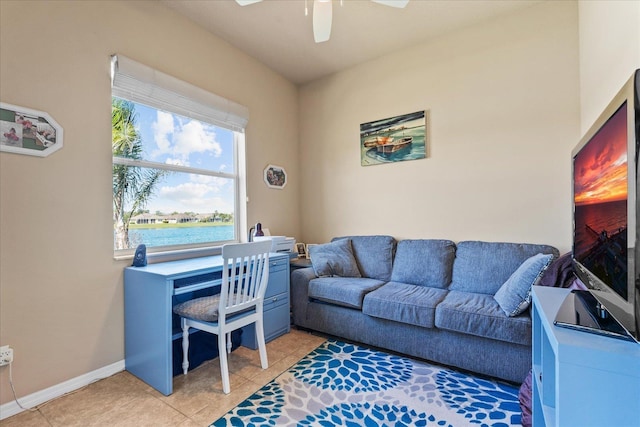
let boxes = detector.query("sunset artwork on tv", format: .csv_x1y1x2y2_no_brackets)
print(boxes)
573,101,628,298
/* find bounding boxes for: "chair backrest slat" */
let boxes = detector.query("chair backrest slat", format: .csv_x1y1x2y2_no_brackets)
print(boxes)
220,241,271,318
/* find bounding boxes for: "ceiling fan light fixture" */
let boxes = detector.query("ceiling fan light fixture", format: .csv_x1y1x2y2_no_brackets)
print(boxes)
371,0,409,8
235,0,262,6
235,0,408,43
312,0,332,43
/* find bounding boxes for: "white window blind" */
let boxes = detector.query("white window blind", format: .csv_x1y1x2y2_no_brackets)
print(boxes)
110,54,249,132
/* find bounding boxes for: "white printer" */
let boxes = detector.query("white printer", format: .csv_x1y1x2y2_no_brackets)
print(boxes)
254,235,296,253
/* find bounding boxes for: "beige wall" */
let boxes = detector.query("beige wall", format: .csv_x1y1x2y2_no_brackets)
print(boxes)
298,1,580,252
0,1,299,405
578,0,640,133
2,0,638,412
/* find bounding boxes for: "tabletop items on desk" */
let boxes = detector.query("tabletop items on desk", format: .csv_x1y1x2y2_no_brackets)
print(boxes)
254,235,296,253
132,244,147,267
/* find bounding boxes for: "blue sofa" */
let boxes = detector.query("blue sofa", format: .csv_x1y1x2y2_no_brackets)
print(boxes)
291,236,559,384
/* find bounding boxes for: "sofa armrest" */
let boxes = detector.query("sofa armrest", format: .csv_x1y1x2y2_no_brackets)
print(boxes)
291,267,316,327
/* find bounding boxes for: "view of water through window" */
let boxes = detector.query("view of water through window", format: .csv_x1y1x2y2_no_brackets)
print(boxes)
127,224,235,248
112,97,238,251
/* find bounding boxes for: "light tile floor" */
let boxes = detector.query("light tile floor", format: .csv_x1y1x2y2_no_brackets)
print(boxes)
0,329,326,427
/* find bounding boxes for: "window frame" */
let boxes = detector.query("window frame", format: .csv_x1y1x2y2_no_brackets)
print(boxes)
111,55,249,260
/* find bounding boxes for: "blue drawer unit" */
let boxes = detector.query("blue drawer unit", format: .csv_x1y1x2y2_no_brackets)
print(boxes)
242,254,291,349
124,252,290,396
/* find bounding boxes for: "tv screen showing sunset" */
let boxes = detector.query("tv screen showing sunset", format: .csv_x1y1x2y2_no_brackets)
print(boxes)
573,102,628,299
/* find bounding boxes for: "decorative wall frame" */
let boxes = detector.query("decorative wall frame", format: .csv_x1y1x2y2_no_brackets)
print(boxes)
264,164,287,189
0,102,63,157
360,110,426,166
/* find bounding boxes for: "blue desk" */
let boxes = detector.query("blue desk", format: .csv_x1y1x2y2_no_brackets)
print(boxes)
124,253,290,395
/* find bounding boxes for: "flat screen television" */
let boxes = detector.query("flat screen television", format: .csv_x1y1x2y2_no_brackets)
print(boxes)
556,69,640,342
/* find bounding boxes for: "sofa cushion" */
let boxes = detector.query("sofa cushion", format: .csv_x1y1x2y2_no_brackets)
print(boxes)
434,290,531,345
449,241,559,295
333,235,396,281
390,239,456,288
308,277,385,309
308,238,361,278
363,281,448,328
494,253,554,316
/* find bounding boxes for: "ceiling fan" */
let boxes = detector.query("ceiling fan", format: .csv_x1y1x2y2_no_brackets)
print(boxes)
235,0,409,43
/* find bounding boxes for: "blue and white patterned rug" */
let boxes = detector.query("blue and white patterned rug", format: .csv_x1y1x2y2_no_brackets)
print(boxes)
211,340,521,427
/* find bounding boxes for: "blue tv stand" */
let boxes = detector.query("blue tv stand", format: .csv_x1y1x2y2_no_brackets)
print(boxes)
531,286,640,427
124,252,290,395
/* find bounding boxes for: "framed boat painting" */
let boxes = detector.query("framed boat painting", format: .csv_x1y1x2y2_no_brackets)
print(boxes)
0,102,63,157
360,110,426,166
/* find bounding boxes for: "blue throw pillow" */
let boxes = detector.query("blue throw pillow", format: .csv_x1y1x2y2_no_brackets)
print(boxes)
494,253,554,316
309,239,361,278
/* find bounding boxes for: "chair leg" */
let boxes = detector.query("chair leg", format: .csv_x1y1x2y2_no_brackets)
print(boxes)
218,332,231,394
181,318,190,375
255,318,269,370
226,332,232,354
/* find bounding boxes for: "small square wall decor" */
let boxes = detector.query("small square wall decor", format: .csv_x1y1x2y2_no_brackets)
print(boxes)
0,102,63,157
360,110,426,166
264,164,287,189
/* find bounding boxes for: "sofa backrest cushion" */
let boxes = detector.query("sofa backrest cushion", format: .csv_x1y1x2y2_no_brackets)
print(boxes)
449,241,559,295
390,239,456,288
332,235,396,281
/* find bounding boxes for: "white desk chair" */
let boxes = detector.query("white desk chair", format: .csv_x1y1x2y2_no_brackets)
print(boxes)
172,240,271,394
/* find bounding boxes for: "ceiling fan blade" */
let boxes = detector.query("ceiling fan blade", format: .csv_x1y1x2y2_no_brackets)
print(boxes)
313,0,333,43
235,0,262,6
371,0,409,8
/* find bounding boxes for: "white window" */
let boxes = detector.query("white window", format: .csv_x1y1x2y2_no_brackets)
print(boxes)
111,55,248,256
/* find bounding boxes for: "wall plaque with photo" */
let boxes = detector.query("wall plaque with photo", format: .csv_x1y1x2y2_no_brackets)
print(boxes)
0,102,63,157
264,164,287,189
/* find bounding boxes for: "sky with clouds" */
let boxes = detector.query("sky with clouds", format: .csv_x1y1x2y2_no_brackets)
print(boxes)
133,102,236,215
574,103,627,207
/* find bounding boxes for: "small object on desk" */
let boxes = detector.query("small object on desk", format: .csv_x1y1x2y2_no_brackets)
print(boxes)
249,223,269,241
255,235,296,253
132,244,147,267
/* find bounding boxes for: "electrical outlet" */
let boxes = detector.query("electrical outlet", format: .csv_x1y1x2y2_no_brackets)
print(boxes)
0,345,13,366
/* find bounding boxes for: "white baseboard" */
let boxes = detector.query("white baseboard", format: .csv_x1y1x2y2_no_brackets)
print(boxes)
0,360,125,421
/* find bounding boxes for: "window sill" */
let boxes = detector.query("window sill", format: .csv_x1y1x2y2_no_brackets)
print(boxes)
114,244,225,264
